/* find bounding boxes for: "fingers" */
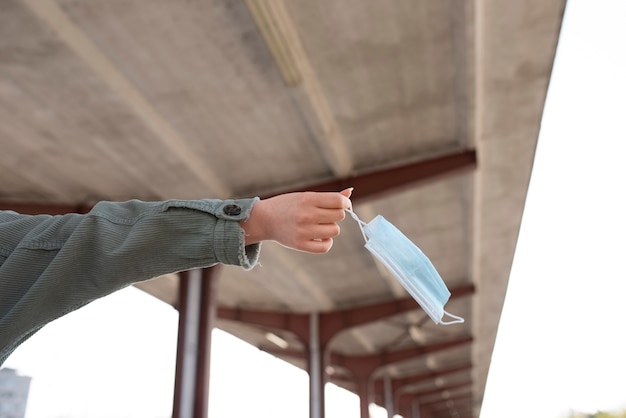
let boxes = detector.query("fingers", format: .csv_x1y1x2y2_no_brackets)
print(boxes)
308,207,346,224
297,188,352,253
299,222,341,241
299,237,334,254
253,188,354,254
309,190,352,210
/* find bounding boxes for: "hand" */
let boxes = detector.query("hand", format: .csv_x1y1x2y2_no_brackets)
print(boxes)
241,188,353,253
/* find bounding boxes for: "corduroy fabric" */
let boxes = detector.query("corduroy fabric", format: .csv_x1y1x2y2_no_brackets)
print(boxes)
0,198,261,365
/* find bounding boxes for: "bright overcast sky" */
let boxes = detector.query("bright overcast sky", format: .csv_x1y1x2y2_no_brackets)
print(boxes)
481,0,626,416
4,1,626,417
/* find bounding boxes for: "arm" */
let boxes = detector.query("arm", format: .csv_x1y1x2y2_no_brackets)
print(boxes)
0,197,260,363
0,190,352,364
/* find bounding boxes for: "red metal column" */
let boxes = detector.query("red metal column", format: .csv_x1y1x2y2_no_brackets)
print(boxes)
382,374,391,417
411,398,421,418
309,312,325,418
355,377,370,418
172,267,219,418
173,270,195,418
196,268,218,417
419,404,432,418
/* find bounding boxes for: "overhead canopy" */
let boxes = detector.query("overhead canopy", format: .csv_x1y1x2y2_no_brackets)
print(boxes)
0,0,566,416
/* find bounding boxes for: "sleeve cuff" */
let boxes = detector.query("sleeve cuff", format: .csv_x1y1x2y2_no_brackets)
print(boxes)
211,197,262,270
162,197,262,270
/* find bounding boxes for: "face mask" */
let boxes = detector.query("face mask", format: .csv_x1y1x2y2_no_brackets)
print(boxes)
347,209,464,325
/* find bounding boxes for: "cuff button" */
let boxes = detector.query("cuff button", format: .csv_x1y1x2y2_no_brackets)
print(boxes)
223,204,242,216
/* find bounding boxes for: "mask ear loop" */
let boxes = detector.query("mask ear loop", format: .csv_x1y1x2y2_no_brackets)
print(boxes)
345,208,368,243
439,311,465,325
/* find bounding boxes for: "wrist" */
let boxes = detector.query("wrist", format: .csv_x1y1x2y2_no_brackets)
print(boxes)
240,199,269,245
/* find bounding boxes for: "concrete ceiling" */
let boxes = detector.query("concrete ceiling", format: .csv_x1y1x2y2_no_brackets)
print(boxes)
0,0,566,416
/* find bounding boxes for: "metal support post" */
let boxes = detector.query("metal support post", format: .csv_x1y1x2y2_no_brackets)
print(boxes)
411,398,421,418
309,312,323,418
384,374,393,418
172,268,218,418
355,378,370,418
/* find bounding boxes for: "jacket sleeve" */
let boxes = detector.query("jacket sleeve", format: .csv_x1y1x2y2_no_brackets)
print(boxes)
0,198,261,364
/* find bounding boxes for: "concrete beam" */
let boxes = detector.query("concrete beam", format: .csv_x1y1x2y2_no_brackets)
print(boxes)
245,0,353,177
21,0,230,197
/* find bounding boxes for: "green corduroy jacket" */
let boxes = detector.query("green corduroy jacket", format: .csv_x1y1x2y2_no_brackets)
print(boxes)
0,198,261,365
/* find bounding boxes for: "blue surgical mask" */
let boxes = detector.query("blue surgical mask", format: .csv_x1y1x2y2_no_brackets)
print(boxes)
347,209,464,325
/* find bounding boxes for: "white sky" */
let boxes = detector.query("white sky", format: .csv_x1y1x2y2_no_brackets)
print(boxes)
4,287,385,418
481,0,626,416
3,0,626,417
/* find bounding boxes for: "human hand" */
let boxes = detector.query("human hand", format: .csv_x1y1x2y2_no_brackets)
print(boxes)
241,188,353,253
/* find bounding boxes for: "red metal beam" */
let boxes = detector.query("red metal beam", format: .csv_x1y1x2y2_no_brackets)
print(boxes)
0,149,476,214
397,386,473,416
217,307,310,343
259,347,307,360
318,283,474,344
217,283,475,348
398,380,472,405
398,393,474,418
422,393,473,417
431,403,474,418
261,149,477,203
432,409,473,418
372,363,472,404
329,337,470,418
424,393,473,411
0,201,90,215
331,336,472,379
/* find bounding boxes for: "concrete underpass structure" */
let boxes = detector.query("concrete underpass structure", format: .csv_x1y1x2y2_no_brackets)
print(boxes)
0,1,567,416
